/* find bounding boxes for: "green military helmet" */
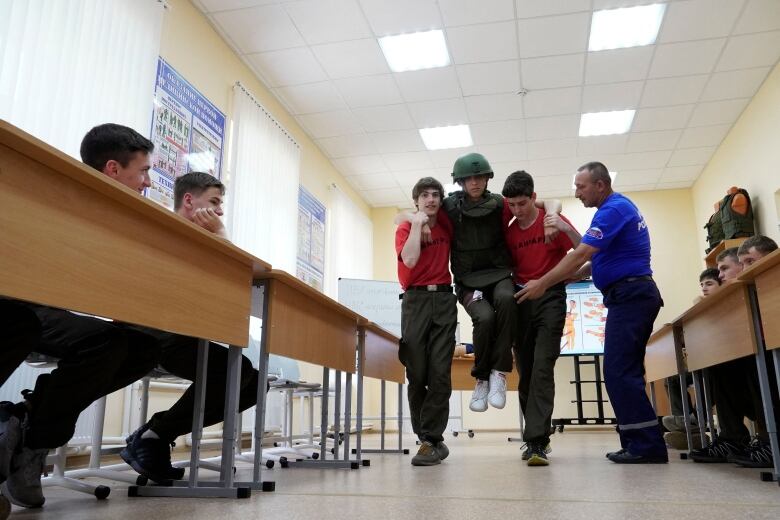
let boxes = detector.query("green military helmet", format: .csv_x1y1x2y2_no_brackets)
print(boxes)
452,152,493,180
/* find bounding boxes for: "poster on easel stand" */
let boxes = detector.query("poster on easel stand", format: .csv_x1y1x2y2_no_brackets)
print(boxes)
560,281,607,356
148,58,225,209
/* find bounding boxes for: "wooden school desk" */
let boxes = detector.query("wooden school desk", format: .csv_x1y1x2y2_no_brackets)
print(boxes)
0,120,271,499
645,323,678,417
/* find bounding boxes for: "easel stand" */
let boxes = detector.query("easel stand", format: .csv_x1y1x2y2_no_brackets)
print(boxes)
552,355,616,431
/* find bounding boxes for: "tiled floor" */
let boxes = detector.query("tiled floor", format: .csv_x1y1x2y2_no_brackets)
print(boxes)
8,431,780,519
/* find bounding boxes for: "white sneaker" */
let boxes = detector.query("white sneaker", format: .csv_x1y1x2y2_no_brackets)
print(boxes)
488,370,507,409
469,380,489,412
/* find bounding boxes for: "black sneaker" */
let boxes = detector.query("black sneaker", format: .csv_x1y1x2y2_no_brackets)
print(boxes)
121,427,183,483
690,439,747,463
0,402,25,485
411,441,441,466
606,448,627,459
729,439,773,468
527,442,549,466
434,441,449,461
522,442,551,461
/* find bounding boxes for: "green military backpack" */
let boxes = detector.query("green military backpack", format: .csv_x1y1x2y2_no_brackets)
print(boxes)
704,187,755,253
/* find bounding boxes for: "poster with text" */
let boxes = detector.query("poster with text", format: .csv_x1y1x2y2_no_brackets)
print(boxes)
148,58,225,209
560,281,607,356
297,186,326,291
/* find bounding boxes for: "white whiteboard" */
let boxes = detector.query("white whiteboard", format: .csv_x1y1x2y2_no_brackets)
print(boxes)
337,278,401,337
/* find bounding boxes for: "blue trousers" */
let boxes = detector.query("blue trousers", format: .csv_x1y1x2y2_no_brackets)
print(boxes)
603,279,666,457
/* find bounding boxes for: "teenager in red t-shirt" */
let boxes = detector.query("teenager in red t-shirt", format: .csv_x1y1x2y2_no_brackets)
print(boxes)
395,177,457,466
502,170,581,466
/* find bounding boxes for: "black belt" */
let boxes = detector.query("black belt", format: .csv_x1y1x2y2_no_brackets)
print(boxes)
401,284,453,298
604,275,653,293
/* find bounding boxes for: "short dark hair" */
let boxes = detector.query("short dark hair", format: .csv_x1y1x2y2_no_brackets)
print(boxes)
716,247,739,264
737,235,778,256
80,123,154,172
699,268,721,284
578,161,611,187
174,172,225,211
502,170,534,198
411,177,444,201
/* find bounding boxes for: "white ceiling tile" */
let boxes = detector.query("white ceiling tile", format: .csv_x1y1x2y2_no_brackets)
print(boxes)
362,187,408,207
394,67,463,102
585,47,654,84
659,0,745,43
659,165,704,182
609,151,674,170
594,0,668,8
199,0,280,12
352,105,415,132
614,169,663,186
297,110,364,138
532,173,575,190
446,22,518,64
334,75,404,108
476,143,527,164
346,173,399,190
649,39,726,78
525,115,580,141
700,67,771,102
734,0,780,34
332,155,388,175
656,180,694,190
688,98,750,127
523,87,582,118
464,94,524,122
273,82,346,114
358,0,443,35
677,125,731,149
625,130,682,153
632,105,695,132
456,61,520,96
246,48,328,87
668,146,716,167
312,39,390,79
369,129,427,153
621,184,658,193
582,81,644,112
285,0,372,44
470,120,526,145
438,0,515,27
517,12,590,58
393,169,442,188
382,152,435,171
521,54,586,89
526,138,578,160
528,157,581,176
316,134,379,158
716,31,780,71
407,98,469,127
577,135,629,156
212,5,303,53
640,75,709,107
516,0,591,18
428,147,477,168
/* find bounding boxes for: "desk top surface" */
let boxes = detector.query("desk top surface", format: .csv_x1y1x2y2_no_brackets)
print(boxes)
670,280,748,325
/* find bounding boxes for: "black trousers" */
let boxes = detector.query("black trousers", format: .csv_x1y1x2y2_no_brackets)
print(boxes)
513,284,566,444
709,356,769,443
664,373,693,417
0,300,41,387
136,329,260,443
457,278,515,381
23,305,158,449
399,290,457,444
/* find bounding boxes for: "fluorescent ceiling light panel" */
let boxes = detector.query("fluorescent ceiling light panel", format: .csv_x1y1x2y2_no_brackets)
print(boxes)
588,4,666,51
379,30,451,72
579,110,635,137
573,171,617,189
419,124,472,151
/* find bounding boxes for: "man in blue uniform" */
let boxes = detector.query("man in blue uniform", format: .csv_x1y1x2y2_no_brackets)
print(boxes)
517,161,667,463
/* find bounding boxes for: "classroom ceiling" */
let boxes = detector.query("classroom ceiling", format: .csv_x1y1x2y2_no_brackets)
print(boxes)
194,0,780,207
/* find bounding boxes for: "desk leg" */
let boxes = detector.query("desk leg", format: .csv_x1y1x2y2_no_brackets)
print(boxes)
220,345,242,488
354,329,367,465
691,371,708,448
343,372,353,463
189,339,208,487
747,285,780,483
398,383,404,451
250,283,273,491
320,367,329,461
334,370,342,459
381,380,386,450
649,381,657,413
702,369,717,442
679,371,695,458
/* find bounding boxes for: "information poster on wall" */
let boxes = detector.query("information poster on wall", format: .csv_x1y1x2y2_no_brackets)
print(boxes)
148,58,225,209
560,281,608,356
296,186,326,291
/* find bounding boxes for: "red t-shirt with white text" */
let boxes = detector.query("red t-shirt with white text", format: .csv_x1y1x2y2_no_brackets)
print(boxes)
502,202,575,285
395,219,453,290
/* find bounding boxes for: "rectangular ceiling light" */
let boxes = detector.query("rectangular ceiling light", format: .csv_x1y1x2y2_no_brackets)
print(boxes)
579,110,635,137
419,124,472,151
573,171,617,189
379,30,450,72
588,3,666,51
